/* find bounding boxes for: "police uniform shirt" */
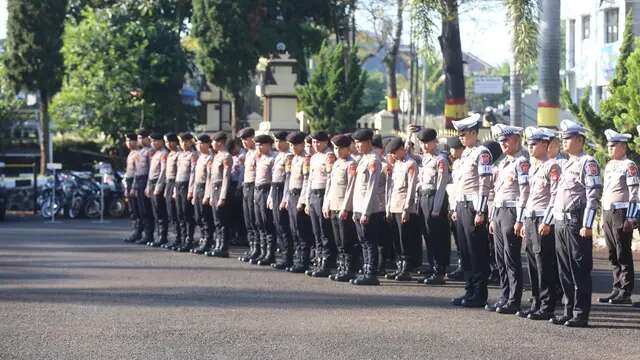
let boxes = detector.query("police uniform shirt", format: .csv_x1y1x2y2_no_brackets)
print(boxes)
492,149,528,220
176,149,198,183
387,155,419,214
148,148,168,192
453,145,494,213
255,152,275,187
553,152,602,228
134,145,155,177
419,152,451,215
165,150,180,181
193,151,212,186
210,150,233,202
282,153,306,208
445,158,460,205
271,151,288,184
323,155,355,213
308,148,332,191
602,158,639,218
125,150,137,179
348,151,385,215
243,149,257,184
522,157,561,223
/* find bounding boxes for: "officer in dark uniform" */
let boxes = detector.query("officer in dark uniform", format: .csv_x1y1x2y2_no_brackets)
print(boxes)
205,131,233,257
123,133,143,243
446,136,465,280
132,129,155,245
191,134,214,254
268,131,293,270
253,134,276,265
161,133,181,249
147,132,169,246
238,127,260,263
173,133,198,252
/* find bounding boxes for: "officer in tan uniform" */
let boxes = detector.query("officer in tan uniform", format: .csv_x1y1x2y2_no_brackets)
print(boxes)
550,119,602,327
323,134,357,282
146,132,169,247
171,133,198,251
450,114,493,308
161,133,181,249
267,131,293,270
416,128,451,285
446,136,465,281
486,124,528,314
204,131,233,258
598,129,637,305
518,127,561,321
253,134,276,266
345,128,385,286
132,129,156,245
123,133,143,243
385,137,419,282
238,128,260,263
303,131,337,277
190,134,213,254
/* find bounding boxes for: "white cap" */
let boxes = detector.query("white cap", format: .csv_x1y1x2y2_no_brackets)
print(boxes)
452,113,482,131
491,123,523,141
559,119,586,139
605,129,632,143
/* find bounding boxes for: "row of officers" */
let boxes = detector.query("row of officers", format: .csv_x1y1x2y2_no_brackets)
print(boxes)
122,115,639,329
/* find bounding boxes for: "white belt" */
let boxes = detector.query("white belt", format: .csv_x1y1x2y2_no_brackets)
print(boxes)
494,200,517,208
554,212,573,221
525,209,546,218
457,194,476,203
603,202,628,211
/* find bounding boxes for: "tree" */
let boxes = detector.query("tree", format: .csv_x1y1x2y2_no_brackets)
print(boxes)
297,42,368,133
537,0,561,127
4,0,67,173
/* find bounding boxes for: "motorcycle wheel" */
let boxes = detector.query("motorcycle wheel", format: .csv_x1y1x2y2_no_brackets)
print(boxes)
108,198,126,218
40,198,61,218
84,199,101,219
68,198,83,219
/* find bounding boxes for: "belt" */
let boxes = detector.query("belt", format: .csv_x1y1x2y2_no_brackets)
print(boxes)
272,182,284,187
166,178,176,182
603,202,628,211
524,209,545,218
420,189,435,197
195,182,206,188
457,194,475,203
310,188,325,195
135,175,148,180
554,212,574,221
213,181,223,189
244,182,255,187
494,200,517,208
149,178,158,184
289,188,302,196
256,184,270,191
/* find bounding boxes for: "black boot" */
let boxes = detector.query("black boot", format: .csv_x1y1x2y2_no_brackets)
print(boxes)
239,235,255,262
598,289,620,303
446,260,464,281
250,237,266,265
312,258,331,278
334,254,355,282
329,254,344,281
257,243,275,266
384,260,401,280
394,260,412,281
351,264,380,286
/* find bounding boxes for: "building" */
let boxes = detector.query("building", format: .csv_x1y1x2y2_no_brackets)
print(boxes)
563,0,640,111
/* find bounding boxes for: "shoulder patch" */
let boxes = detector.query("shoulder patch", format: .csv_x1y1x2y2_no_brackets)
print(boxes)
549,164,560,182
586,161,600,176
368,160,378,174
627,162,638,177
437,158,446,173
479,152,492,166
519,159,530,175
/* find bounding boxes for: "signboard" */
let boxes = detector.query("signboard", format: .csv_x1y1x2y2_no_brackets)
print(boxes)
46,163,62,170
473,77,504,95
399,89,411,113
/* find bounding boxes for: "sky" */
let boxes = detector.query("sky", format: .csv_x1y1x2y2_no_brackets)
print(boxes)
0,0,511,66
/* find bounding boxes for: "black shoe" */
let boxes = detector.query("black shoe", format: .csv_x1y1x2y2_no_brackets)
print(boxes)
453,294,472,307
350,274,379,286
394,271,412,282
416,265,434,276
135,238,149,245
271,262,290,270
423,274,446,285
331,272,355,282
312,266,331,278
496,304,520,315
609,292,632,305
485,301,505,312
124,236,140,243
515,308,537,318
528,311,553,321
550,315,572,325
212,250,229,258
177,243,193,252
446,268,464,281
598,289,620,303
288,264,308,273
564,317,588,328
461,298,486,308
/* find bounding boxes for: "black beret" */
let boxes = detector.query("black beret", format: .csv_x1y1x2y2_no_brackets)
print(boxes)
178,132,194,141
384,137,404,154
447,136,463,149
372,134,383,149
255,134,274,144
164,133,178,142
305,135,313,144
125,133,137,141
136,129,150,137
197,134,212,143
150,132,163,140
310,131,329,142
286,131,306,145
274,131,288,141
352,128,374,142
417,128,437,142
238,127,255,139
482,140,502,162
331,134,352,148
212,131,227,142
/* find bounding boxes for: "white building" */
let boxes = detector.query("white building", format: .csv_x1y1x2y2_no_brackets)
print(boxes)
563,0,640,111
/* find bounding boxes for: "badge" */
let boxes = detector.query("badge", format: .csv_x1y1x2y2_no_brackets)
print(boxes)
628,163,638,177
437,159,446,173
368,160,378,174
480,153,491,166
520,161,530,175
587,162,599,176
550,166,560,182
348,162,357,177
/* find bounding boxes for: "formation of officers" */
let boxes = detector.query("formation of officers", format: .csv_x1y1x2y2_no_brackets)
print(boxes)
121,114,640,329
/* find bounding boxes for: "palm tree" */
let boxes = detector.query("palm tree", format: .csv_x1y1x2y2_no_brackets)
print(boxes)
505,0,539,127
537,0,560,128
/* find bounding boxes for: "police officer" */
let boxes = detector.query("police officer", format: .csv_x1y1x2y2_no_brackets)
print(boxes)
598,129,637,305
253,134,276,265
146,132,169,247
173,133,198,252
518,127,561,320
132,129,155,245
385,137,419,282
268,131,293,270
346,128,385,286
550,119,602,327
205,131,233,258
417,128,451,285
446,136,465,281
123,133,143,243
190,134,213,254
323,134,357,282
450,114,493,308
161,133,181,249
486,124,528,314
303,131,337,277
238,128,260,263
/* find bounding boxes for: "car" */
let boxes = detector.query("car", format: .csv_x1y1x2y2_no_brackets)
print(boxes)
0,161,6,221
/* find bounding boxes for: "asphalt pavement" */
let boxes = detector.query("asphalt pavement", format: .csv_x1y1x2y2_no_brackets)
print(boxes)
1,215,640,360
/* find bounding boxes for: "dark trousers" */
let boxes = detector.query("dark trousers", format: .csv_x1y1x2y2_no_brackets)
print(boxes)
455,201,489,302
175,181,194,244
602,209,635,294
271,183,293,264
493,207,523,306
308,189,336,263
243,182,258,246
212,184,232,251
193,183,213,243
555,214,592,319
379,216,396,270
330,210,357,259
149,179,168,240
254,185,275,252
288,189,311,266
419,193,451,274
525,216,559,313
228,183,243,245
391,212,419,262
126,178,143,238
134,175,154,241
164,179,180,241
354,212,383,273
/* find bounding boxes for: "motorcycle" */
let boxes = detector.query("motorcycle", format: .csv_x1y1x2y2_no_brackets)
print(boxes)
92,162,126,218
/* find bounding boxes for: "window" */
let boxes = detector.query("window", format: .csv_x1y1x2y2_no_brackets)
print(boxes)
605,8,619,43
582,15,590,39
569,19,576,68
